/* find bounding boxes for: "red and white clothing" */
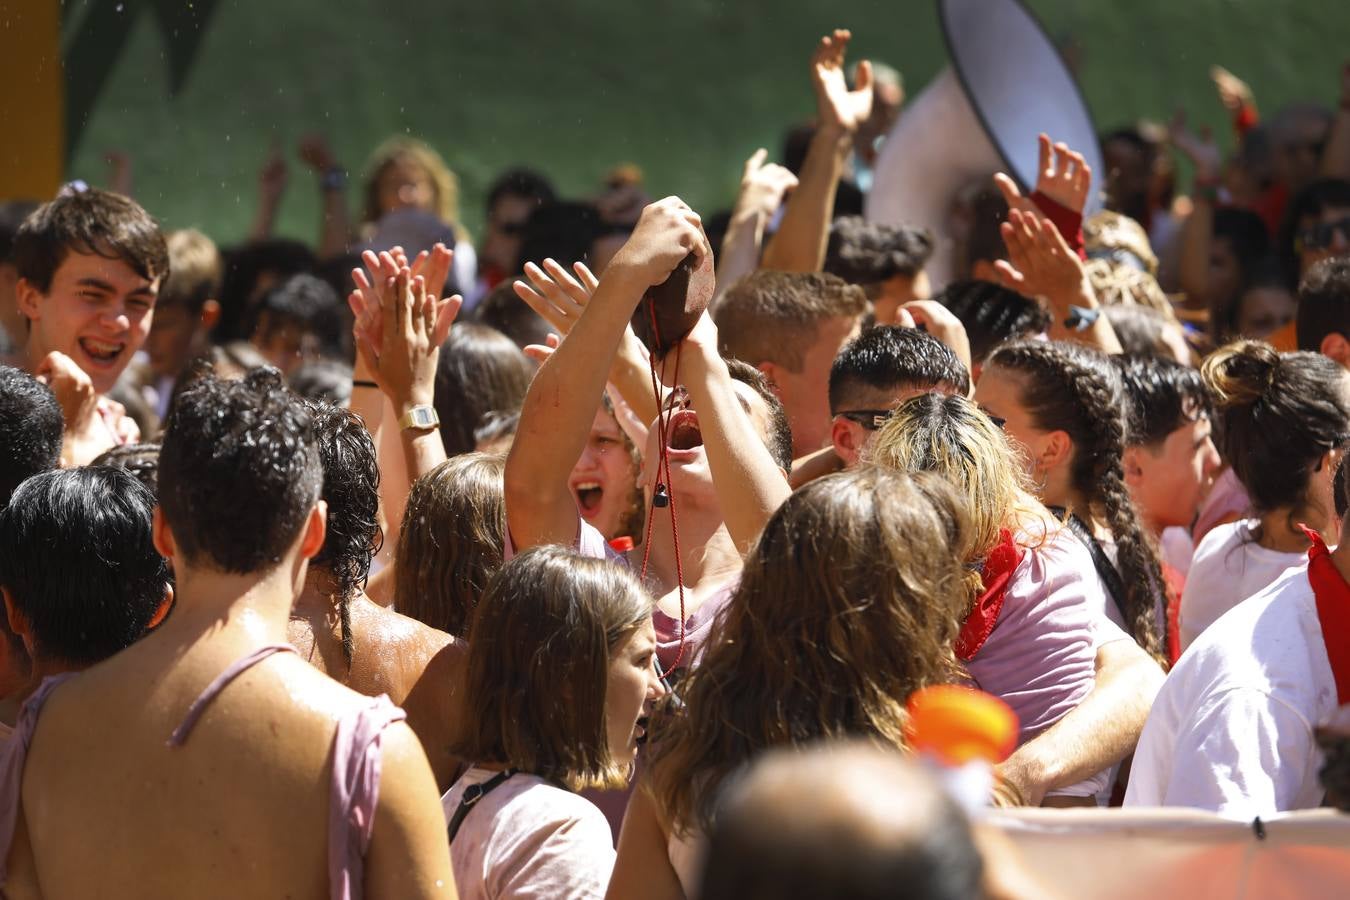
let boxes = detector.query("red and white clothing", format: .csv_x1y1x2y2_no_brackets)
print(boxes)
963,525,1123,800
1125,530,1349,817
1178,519,1305,654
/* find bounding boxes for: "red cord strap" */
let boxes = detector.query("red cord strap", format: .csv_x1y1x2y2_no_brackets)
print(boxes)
639,298,688,671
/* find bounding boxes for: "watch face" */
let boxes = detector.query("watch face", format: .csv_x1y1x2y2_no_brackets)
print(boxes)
412,407,436,428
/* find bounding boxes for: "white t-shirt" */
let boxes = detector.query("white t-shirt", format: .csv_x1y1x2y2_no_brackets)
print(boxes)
1124,564,1338,818
1178,519,1305,654
442,767,616,900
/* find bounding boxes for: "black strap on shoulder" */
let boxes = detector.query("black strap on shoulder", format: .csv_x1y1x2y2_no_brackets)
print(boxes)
1048,506,1129,624
446,768,518,845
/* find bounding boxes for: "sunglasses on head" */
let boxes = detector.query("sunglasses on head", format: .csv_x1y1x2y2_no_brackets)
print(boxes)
1298,216,1350,252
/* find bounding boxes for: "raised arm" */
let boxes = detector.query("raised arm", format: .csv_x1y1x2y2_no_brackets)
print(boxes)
675,313,793,553
715,149,797,295
761,29,872,273
1171,113,1223,319
250,142,288,240
506,198,710,551
994,208,1123,354
299,134,354,260
513,258,661,426
1321,62,1350,181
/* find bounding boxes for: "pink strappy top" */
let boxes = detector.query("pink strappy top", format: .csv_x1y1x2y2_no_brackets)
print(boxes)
0,644,406,900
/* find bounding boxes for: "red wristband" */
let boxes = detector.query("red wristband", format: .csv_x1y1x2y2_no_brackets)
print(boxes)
1030,191,1086,260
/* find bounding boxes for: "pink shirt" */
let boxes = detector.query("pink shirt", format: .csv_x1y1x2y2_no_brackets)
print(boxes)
964,527,1112,798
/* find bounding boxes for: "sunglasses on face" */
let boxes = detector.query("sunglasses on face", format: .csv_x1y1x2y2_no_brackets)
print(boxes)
836,409,893,431
1298,216,1350,253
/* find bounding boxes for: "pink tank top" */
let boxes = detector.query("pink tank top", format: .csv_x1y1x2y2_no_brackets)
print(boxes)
0,644,406,900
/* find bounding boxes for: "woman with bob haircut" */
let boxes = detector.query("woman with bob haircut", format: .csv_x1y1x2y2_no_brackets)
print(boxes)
443,545,665,899
606,466,973,898
1180,340,1350,651
395,452,506,638
865,392,1111,804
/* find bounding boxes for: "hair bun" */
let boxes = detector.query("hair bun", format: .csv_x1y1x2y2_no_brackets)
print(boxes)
1202,340,1279,409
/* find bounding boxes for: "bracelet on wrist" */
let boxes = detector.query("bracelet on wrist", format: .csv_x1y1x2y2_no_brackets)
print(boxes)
352,379,379,389
320,168,348,192
1064,305,1101,332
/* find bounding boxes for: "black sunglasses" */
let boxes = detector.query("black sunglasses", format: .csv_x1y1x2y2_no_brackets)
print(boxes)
836,409,893,431
1298,216,1350,253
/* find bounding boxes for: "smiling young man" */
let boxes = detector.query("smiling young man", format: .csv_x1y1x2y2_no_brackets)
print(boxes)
12,187,168,463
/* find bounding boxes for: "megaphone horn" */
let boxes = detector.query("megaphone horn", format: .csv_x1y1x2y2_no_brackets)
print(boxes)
866,0,1103,289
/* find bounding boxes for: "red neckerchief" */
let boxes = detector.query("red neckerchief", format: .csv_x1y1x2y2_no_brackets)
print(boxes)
1299,525,1350,704
956,529,1025,662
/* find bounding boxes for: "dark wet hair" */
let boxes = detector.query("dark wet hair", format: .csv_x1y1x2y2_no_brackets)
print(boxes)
934,281,1051,364
0,365,63,504
158,367,322,573
289,358,354,406
12,187,168,294
308,402,381,665
987,341,1167,657
0,467,167,665
91,442,161,497
469,278,555,350
253,273,346,359
486,167,557,213
1113,354,1208,449
434,323,534,457
1297,257,1350,353
829,326,970,414
1203,341,1350,516
824,217,935,284
1281,178,1350,284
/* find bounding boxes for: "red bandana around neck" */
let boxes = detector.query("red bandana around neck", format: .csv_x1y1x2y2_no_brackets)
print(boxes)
956,529,1026,662
1299,525,1350,704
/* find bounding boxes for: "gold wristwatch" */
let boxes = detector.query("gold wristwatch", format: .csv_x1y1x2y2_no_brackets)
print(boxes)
398,404,440,432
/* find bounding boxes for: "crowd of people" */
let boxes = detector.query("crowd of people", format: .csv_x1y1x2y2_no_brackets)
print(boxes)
1,24,1349,900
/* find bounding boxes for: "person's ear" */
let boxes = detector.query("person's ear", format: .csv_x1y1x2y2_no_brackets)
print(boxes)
1321,332,1350,371
199,299,221,332
146,583,175,631
299,500,328,560
1122,446,1146,489
15,277,43,321
152,506,177,561
3,587,30,642
756,361,786,397
831,417,861,467
1039,430,1073,473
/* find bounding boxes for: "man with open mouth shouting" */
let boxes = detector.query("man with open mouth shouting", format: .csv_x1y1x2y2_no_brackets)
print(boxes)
506,197,794,677
12,186,168,465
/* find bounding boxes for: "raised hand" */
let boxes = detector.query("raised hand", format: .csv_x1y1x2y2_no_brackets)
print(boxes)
34,350,113,465
994,208,1088,306
258,141,288,205
513,258,599,337
812,29,873,135
995,133,1092,216
607,197,710,289
1169,110,1222,182
736,149,799,217
900,300,973,377
357,267,461,414
1209,65,1254,114
298,133,340,174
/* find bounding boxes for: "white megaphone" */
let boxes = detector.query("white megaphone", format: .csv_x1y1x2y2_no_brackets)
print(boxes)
866,0,1103,289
